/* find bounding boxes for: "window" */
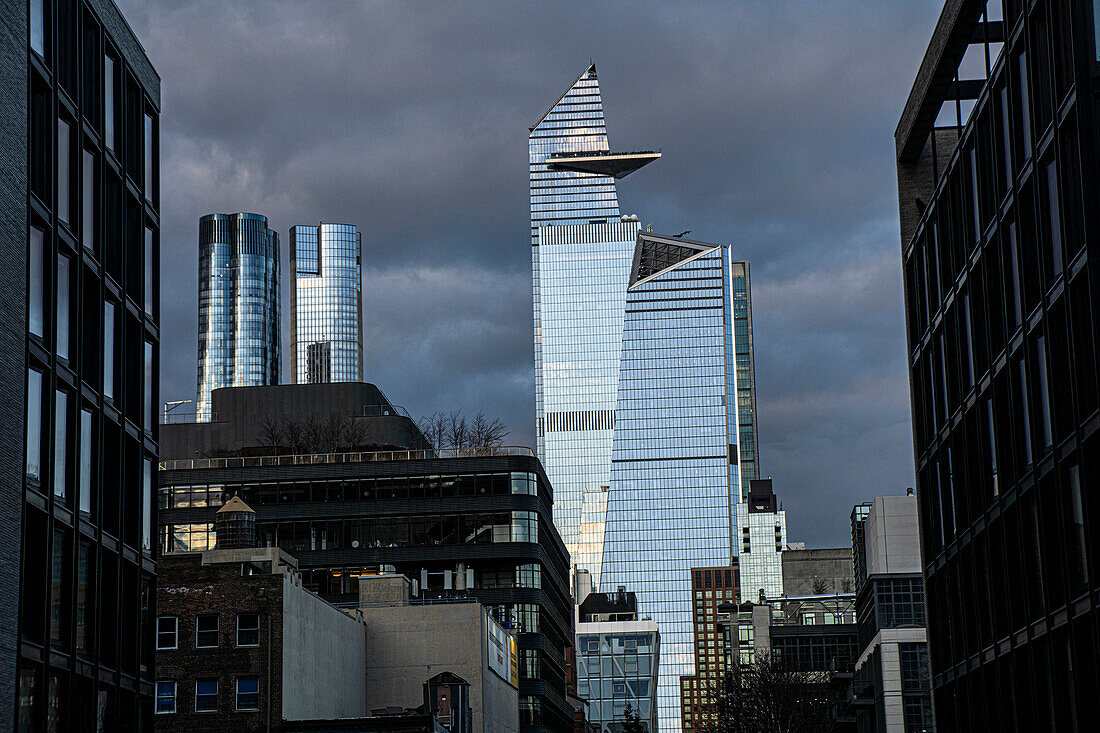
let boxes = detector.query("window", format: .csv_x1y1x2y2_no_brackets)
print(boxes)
56,254,70,360
26,369,44,482
79,409,94,516
155,617,177,650
142,460,153,553
143,341,153,430
53,390,68,501
154,681,175,714
144,227,154,313
82,150,95,251
235,678,259,711
236,614,259,647
144,113,155,201
194,679,217,713
103,301,115,399
196,615,218,648
29,226,45,338
104,55,116,152
30,0,45,57
57,119,71,224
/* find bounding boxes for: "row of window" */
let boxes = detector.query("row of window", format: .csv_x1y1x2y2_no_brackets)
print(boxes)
155,614,260,650
155,678,259,714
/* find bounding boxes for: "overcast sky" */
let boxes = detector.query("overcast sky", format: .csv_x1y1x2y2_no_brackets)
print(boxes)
117,0,942,548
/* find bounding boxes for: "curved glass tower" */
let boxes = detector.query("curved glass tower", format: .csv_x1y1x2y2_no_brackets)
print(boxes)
531,65,659,585
601,233,745,732
289,223,363,384
196,213,280,421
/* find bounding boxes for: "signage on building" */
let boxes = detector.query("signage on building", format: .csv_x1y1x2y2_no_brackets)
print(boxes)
486,615,519,688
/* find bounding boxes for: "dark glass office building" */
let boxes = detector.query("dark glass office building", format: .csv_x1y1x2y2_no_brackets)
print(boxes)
158,452,574,733
896,1,1100,729
1,0,160,729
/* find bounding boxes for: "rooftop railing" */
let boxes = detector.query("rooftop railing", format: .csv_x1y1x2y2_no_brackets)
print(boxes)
159,445,535,471
160,402,413,425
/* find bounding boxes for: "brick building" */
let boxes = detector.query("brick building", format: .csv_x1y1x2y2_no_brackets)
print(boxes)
154,500,367,731
679,565,738,732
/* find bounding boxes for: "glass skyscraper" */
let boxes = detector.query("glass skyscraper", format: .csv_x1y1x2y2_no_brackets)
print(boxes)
196,213,281,420
289,223,363,384
531,65,658,584
600,233,748,732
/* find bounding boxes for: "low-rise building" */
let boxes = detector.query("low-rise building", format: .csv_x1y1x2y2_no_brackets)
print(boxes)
573,575,659,732
357,575,520,732
850,495,932,733
155,500,368,732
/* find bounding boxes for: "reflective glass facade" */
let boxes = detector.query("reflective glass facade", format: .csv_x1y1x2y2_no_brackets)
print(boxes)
896,2,1100,729
196,213,280,420
576,627,659,732
729,263,759,499
289,223,363,384
535,221,637,584
601,236,745,732
6,0,161,726
531,65,659,586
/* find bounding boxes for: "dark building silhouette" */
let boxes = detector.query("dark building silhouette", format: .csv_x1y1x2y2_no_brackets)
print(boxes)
2,0,161,728
896,1,1100,729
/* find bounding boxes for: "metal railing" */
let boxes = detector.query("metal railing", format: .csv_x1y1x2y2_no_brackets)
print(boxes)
159,445,535,471
160,402,412,425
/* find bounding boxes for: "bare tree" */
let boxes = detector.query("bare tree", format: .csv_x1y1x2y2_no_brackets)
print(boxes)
700,651,835,733
257,412,285,455
418,411,450,451
810,577,830,595
418,410,509,455
468,412,509,455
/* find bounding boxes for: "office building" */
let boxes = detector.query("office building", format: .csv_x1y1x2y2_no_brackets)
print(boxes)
735,479,788,604
157,393,573,733
160,382,427,460
782,546,855,597
600,233,748,731
530,64,659,582
289,222,364,384
196,212,280,421
3,0,160,727
574,582,660,733
679,565,738,733
850,495,932,733
154,504,369,731
895,1,1100,728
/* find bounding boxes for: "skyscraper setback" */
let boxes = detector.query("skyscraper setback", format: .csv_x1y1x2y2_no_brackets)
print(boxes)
289,222,364,384
196,212,281,420
601,233,750,730
530,64,659,582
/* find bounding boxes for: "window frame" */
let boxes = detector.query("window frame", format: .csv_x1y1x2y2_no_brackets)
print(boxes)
155,680,176,714
194,679,217,713
236,613,260,647
155,616,177,651
195,614,218,649
235,677,260,712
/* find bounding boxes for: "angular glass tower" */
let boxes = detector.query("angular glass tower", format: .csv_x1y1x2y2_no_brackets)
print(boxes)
531,65,659,584
196,213,281,420
601,233,747,732
289,223,364,384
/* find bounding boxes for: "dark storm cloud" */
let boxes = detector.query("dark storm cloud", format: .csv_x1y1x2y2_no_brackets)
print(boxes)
116,0,941,547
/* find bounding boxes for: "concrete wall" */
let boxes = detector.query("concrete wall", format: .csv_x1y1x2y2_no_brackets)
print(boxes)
359,602,518,732
281,573,368,720
864,496,922,576
782,548,854,595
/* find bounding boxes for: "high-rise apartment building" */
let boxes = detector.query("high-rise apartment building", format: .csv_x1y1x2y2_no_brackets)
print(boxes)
530,65,658,582
735,479,787,604
679,565,739,733
3,0,161,727
289,222,363,384
896,1,1100,728
601,233,749,731
196,212,280,420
